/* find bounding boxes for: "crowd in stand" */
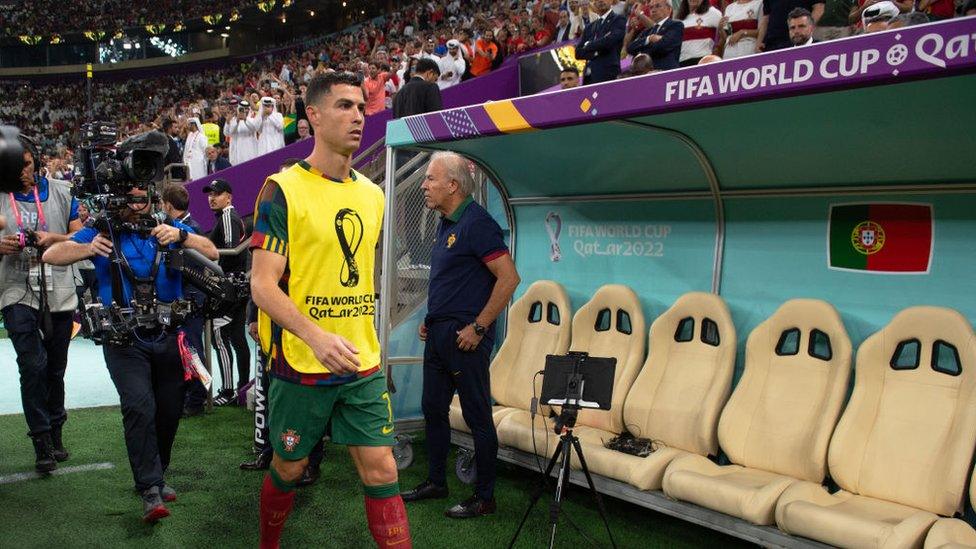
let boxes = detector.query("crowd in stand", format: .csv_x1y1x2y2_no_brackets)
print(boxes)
1,0,256,36
3,0,975,173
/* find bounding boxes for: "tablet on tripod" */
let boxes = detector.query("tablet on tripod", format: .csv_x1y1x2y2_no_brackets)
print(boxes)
540,352,616,410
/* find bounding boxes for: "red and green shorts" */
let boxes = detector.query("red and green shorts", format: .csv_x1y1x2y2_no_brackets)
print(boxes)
268,371,395,460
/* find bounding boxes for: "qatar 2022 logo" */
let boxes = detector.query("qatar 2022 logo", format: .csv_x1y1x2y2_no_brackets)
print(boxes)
335,208,364,287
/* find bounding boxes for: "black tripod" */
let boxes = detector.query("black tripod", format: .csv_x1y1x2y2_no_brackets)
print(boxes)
508,406,617,549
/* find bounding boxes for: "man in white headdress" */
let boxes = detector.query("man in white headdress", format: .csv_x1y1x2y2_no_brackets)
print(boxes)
182,118,208,181
256,97,285,156
224,99,260,165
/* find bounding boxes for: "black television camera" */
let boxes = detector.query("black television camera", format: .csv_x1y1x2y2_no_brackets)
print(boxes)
70,124,250,343
0,125,27,193
72,122,169,214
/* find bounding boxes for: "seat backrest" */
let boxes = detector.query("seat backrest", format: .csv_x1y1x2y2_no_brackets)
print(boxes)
569,284,647,433
828,306,976,516
718,299,852,482
622,292,736,456
491,280,572,410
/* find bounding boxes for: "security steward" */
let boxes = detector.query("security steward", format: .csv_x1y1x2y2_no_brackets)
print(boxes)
0,135,82,472
44,186,218,522
401,151,520,518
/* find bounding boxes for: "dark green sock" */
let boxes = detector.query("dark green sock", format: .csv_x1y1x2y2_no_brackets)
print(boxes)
363,482,399,499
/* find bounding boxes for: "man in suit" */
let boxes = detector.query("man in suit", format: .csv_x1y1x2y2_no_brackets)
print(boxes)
625,0,684,71
574,0,627,84
206,146,231,175
393,58,443,119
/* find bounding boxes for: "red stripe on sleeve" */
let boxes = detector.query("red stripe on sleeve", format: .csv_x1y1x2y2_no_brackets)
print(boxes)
481,249,509,263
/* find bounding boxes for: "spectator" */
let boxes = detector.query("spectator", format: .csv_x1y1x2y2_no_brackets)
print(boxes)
759,0,825,51
287,118,312,145
394,58,443,118
224,100,259,166
161,118,183,171
206,146,231,175
789,7,817,44
256,97,285,156
698,54,723,63
917,0,954,20
438,40,467,90
470,29,500,77
723,0,764,59
620,52,657,76
888,11,930,28
626,0,684,71
677,0,725,67
421,37,441,61
860,0,900,31
559,66,581,89
576,0,628,83
815,0,855,41
202,111,221,147
553,10,580,42
182,118,208,182
364,62,392,116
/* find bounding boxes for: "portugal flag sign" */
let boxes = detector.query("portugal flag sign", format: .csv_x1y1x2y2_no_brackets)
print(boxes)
828,203,933,273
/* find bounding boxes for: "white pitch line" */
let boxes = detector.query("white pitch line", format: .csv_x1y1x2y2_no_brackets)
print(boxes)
0,462,115,484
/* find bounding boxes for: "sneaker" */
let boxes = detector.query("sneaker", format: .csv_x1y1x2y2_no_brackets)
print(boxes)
212,390,236,407
141,486,171,523
160,484,177,502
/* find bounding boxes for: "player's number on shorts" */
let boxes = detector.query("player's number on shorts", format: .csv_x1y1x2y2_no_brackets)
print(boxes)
381,392,394,435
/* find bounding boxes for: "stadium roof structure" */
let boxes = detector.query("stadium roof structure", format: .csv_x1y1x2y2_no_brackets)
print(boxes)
386,17,976,199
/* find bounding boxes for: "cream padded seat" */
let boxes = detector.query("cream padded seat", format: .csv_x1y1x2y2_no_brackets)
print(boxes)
578,292,736,490
776,306,976,549
922,464,976,549
925,520,976,549
663,299,852,525
497,284,646,459
450,280,572,434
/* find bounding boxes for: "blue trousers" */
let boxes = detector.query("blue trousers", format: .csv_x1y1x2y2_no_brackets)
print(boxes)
422,319,497,501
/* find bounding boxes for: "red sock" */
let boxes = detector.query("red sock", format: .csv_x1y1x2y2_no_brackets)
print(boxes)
260,473,296,549
365,493,412,548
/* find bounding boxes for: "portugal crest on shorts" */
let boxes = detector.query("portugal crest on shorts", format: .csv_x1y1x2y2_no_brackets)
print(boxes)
851,221,885,255
280,429,301,452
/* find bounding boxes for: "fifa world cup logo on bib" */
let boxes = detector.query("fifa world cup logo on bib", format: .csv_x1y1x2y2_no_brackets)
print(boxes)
335,208,364,287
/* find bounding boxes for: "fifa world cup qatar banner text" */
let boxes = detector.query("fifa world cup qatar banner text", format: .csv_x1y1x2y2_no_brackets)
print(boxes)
388,18,976,146
662,23,976,104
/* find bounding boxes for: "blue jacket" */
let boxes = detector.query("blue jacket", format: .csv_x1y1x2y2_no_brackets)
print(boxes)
575,11,627,84
626,18,684,71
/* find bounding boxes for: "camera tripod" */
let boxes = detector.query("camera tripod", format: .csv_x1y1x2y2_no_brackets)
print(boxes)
508,407,617,549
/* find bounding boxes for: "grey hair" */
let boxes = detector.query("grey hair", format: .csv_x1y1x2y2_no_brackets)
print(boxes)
430,151,475,196
892,11,929,26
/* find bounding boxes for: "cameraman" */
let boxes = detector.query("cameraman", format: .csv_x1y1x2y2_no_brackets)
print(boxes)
43,187,218,522
0,135,82,473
